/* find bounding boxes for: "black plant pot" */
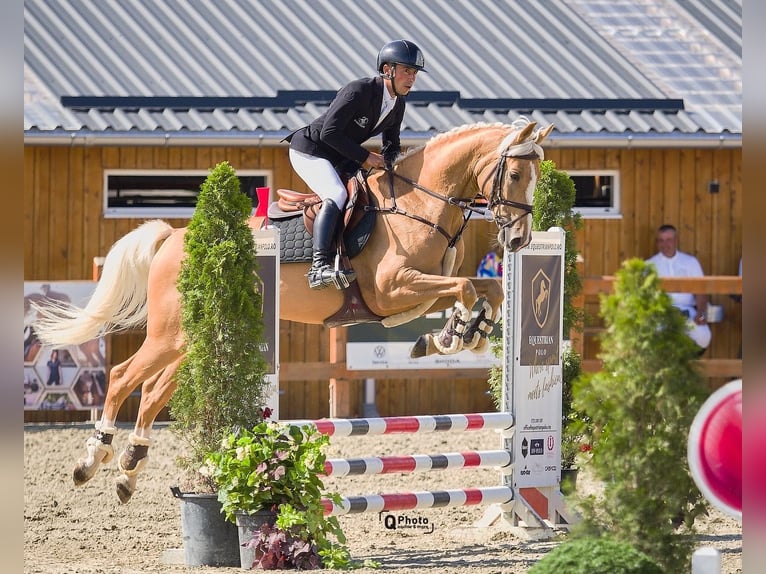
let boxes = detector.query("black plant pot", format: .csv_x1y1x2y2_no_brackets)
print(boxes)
171,487,240,567
236,509,279,570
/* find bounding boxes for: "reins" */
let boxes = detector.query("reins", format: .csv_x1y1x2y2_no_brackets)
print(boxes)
363,142,540,248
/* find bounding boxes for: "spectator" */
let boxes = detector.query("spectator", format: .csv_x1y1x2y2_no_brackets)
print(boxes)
646,224,711,352
477,246,503,277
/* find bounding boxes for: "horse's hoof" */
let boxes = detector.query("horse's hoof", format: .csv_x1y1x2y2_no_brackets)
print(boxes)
410,335,428,358
73,463,94,486
115,475,135,504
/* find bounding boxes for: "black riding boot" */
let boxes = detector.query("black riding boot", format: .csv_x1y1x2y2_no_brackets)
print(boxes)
307,199,356,290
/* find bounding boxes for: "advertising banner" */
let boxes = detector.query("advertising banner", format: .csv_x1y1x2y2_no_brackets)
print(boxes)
252,228,280,419
503,230,565,489
24,282,105,411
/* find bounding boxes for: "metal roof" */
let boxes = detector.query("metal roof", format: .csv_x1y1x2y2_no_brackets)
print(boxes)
24,0,742,147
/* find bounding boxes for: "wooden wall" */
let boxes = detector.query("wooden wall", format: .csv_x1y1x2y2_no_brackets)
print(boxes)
23,143,742,423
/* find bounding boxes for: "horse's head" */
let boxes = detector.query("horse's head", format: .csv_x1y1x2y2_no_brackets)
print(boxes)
485,119,554,252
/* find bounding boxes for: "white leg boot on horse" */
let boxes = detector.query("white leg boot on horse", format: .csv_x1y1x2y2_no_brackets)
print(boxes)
307,199,356,290
116,433,152,504
71,351,148,487
114,358,181,503
462,299,501,353
72,421,116,486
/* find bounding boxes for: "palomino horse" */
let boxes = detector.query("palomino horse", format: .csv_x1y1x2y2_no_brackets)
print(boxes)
32,118,553,503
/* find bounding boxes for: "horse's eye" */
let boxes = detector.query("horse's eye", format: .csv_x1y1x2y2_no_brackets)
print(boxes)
509,171,521,182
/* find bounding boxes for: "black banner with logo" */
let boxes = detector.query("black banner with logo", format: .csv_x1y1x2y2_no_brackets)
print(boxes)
519,255,561,366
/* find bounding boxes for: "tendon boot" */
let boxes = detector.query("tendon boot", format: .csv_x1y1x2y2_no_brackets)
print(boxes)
307,199,356,290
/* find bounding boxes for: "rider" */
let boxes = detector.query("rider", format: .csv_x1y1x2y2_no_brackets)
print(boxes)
287,39,426,290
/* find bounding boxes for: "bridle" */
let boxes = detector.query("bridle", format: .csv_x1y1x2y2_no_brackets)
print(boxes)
482,140,543,232
367,130,544,248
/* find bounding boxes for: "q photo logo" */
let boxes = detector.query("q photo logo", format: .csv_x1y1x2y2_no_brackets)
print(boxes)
379,511,434,534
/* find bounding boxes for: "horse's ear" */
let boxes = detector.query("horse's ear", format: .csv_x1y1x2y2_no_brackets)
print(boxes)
513,121,537,144
535,124,555,144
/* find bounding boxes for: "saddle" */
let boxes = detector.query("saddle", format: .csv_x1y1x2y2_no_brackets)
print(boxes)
268,171,372,238
265,171,383,327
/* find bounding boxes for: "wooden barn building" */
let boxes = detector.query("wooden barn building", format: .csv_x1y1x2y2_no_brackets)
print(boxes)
24,0,742,422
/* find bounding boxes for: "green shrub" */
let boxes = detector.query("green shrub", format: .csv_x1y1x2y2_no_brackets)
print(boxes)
532,159,583,337
528,536,663,574
170,161,270,489
571,258,708,571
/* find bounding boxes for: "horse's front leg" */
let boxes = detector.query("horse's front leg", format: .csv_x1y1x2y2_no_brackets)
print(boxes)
115,355,182,504
373,270,479,357
462,278,504,353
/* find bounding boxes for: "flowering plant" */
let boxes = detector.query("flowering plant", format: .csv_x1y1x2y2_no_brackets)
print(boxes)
204,421,353,569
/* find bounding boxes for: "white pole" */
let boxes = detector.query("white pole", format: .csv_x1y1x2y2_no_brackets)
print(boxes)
691,547,721,574
362,378,378,417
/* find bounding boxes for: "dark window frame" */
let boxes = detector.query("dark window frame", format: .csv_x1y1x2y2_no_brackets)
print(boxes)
568,170,621,218
103,169,271,218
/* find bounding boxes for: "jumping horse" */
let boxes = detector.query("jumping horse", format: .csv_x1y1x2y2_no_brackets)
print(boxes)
32,118,553,503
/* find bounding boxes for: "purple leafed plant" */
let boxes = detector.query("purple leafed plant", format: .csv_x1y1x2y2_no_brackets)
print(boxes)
246,523,322,570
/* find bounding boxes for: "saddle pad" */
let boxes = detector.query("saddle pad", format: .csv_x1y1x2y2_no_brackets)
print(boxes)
271,209,376,263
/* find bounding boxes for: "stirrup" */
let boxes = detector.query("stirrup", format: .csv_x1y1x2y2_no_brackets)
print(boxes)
307,264,356,290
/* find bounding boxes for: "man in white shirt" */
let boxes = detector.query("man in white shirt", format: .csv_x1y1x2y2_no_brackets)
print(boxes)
646,224,711,351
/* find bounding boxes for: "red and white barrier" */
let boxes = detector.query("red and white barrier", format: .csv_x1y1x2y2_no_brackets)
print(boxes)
291,412,513,437
323,449,511,477
321,486,514,516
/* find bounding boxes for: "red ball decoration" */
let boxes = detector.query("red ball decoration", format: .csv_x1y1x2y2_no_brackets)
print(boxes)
688,379,742,520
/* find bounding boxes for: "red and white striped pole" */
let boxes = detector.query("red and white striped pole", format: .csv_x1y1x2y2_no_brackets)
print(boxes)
323,449,511,477
288,412,513,437
321,486,513,516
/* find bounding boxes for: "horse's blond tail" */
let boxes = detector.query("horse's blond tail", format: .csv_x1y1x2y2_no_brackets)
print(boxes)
32,220,175,346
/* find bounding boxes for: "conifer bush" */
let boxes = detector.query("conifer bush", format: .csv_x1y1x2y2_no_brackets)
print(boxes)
570,258,709,572
528,536,662,574
169,161,270,489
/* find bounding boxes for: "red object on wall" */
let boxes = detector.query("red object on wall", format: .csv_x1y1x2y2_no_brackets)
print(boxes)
255,187,270,217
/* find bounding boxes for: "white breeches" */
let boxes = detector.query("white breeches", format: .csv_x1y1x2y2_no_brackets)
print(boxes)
289,148,347,208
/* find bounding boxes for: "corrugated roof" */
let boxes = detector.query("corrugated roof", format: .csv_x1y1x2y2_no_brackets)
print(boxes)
24,0,741,146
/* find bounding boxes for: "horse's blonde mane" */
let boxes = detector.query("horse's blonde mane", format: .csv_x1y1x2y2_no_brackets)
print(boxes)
394,120,532,164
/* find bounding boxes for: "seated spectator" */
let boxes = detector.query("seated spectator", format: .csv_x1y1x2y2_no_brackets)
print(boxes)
477,246,503,277
646,224,711,352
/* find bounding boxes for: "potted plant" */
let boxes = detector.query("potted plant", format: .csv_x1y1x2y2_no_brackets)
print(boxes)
204,420,354,570
169,161,272,566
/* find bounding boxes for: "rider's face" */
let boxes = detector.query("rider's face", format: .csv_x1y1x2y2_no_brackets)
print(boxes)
386,64,419,95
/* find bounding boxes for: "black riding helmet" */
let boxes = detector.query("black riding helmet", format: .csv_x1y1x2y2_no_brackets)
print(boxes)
377,39,426,74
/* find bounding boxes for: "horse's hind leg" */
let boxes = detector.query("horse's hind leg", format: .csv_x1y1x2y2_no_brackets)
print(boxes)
72,353,140,486
72,344,180,488
115,355,183,504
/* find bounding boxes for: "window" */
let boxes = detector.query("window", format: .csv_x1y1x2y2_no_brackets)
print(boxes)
568,170,621,218
104,170,270,218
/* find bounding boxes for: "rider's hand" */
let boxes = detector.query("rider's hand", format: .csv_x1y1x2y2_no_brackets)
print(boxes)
362,152,386,170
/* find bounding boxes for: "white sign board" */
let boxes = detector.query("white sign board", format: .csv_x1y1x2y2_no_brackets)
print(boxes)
252,228,280,419
503,229,565,488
